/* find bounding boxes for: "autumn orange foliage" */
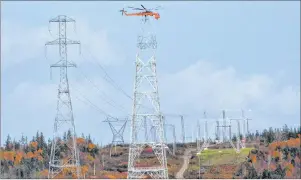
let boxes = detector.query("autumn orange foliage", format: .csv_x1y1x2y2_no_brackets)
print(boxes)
269,136,301,150
0,151,3,160
286,170,292,177
81,165,89,176
287,137,300,148
37,155,43,161
40,169,49,178
14,152,23,165
106,174,117,179
37,149,43,153
285,163,294,177
30,141,38,149
77,138,85,145
251,155,257,163
88,143,96,151
287,163,293,171
3,151,15,161
270,164,277,171
272,150,280,158
26,152,34,159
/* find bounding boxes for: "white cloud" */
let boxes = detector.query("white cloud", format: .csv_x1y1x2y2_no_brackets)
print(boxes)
1,16,128,145
1,22,49,69
8,81,57,110
2,73,131,144
1,17,125,71
66,17,126,66
2,59,299,144
159,60,300,121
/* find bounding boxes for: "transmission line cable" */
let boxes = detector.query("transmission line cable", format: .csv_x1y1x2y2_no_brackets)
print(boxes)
72,29,133,100
78,50,154,112
72,31,156,112
70,83,117,120
74,66,130,114
79,49,133,100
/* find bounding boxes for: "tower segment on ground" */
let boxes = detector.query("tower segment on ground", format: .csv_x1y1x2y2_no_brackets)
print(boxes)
45,15,81,179
121,4,168,179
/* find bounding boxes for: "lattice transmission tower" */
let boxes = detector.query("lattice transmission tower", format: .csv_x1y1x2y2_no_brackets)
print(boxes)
45,15,81,179
229,109,252,151
215,110,238,152
125,8,168,179
103,117,128,157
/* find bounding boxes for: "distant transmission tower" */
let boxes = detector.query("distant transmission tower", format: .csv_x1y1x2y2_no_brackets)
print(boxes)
181,115,185,144
165,124,176,156
215,110,238,152
46,15,81,179
163,114,185,144
126,8,168,179
222,110,227,142
197,120,201,151
103,117,128,157
229,109,252,150
198,112,216,153
215,120,220,142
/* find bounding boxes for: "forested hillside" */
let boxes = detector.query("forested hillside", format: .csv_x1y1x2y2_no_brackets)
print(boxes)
0,131,104,178
235,130,301,179
0,131,184,179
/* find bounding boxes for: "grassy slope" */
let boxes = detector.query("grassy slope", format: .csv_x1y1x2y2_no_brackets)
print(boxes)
184,148,253,179
197,148,252,165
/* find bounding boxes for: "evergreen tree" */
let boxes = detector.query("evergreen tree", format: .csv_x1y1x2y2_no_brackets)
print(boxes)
36,131,40,143
87,134,92,143
293,127,297,138
67,130,72,140
20,133,26,150
282,124,289,140
39,132,46,149
255,130,259,139
239,134,243,141
5,134,12,151
12,138,16,150
32,136,36,142
232,134,237,142
14,141,21,150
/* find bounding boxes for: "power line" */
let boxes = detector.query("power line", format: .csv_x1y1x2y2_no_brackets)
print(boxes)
79,49,157,111
70,83,117,120
74,66,130,114
73,31,169,114
76,41,133,100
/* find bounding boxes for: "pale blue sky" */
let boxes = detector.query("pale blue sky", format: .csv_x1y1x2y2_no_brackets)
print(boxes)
1,1,300,145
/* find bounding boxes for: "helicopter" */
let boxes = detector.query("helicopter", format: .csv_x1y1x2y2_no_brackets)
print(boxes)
119,4,161,20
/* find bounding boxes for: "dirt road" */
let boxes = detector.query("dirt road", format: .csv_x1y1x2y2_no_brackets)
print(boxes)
175,148,193,179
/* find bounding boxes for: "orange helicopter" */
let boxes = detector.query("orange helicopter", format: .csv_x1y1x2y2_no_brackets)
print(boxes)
120,4,161,20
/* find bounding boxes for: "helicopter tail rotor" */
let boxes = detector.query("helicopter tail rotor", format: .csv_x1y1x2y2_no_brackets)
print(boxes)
119,8,125,15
